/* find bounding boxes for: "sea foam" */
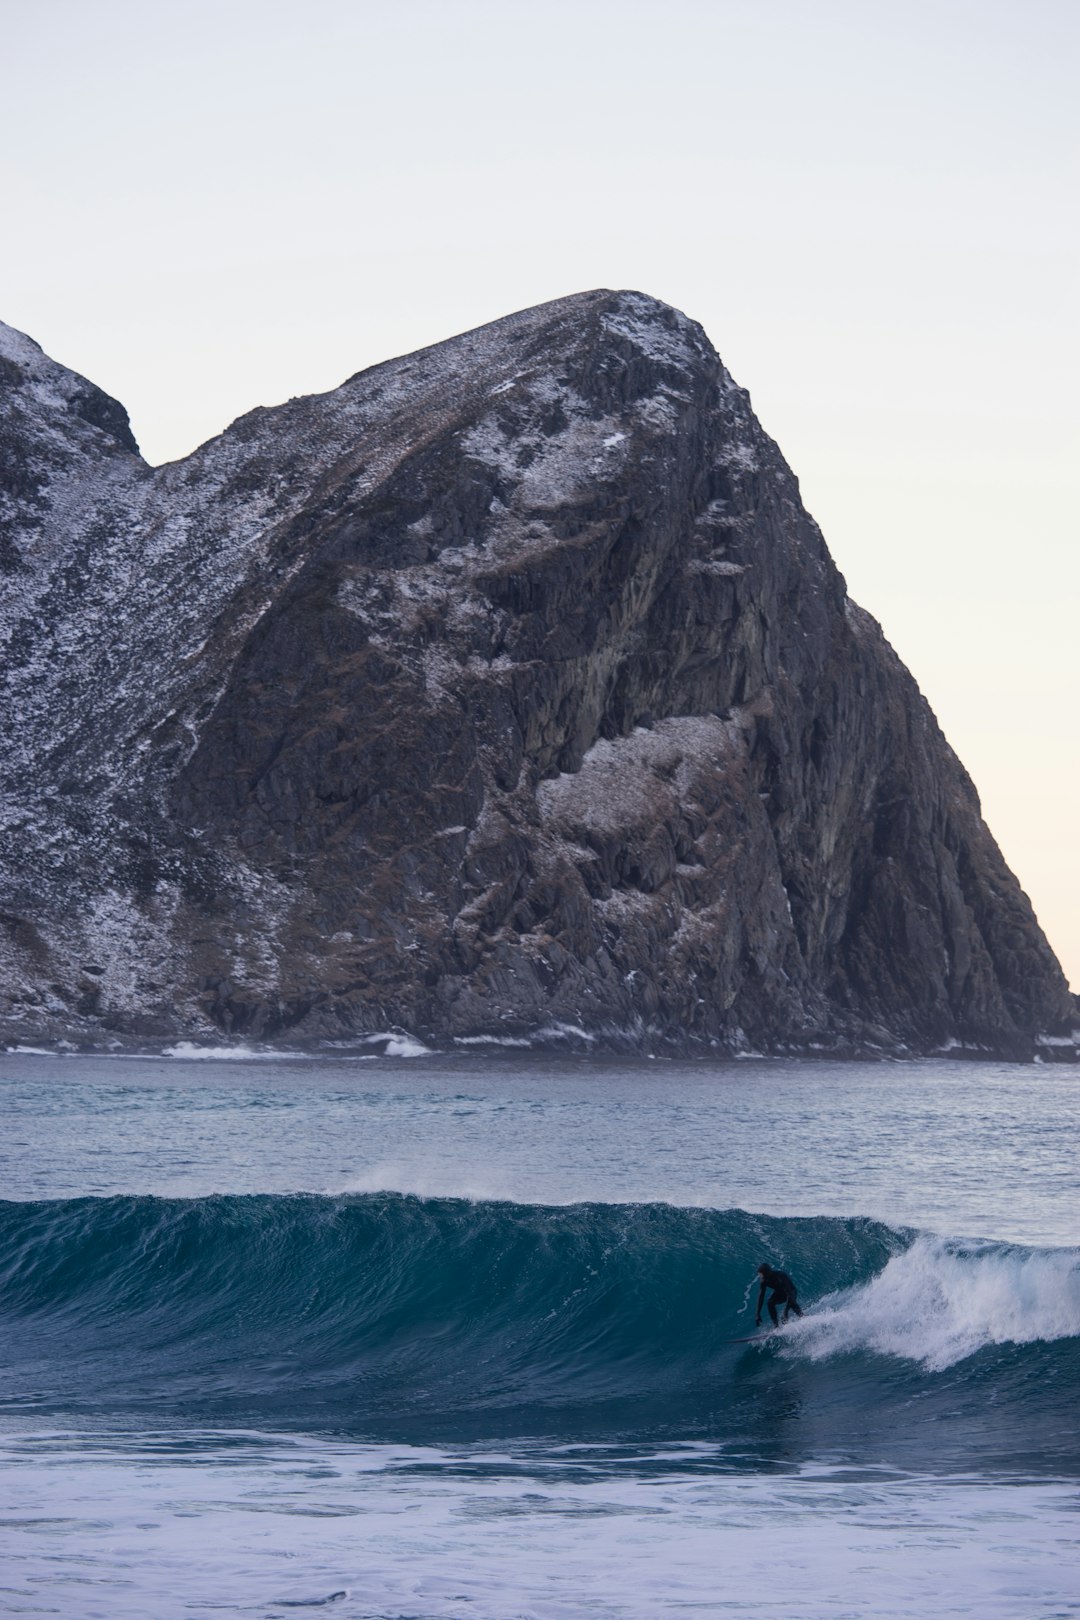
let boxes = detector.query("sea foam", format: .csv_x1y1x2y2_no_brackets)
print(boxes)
161,1041,304,1060
795,1234,1080,1370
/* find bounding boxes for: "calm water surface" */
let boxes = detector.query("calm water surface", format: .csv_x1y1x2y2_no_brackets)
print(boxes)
1,1052,1076,1244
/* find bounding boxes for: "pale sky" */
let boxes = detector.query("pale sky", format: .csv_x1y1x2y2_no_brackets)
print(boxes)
4,0,1077,987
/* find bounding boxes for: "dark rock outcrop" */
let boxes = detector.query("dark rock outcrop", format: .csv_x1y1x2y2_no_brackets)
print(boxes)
0,293,1074,1056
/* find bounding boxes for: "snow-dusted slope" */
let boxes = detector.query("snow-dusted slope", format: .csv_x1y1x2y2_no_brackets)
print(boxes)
0,294,1074,1054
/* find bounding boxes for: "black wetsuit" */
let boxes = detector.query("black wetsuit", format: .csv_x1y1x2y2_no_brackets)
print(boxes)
756,1266,803,1327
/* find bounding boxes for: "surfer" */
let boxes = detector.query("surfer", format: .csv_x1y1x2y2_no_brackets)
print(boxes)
755,1262,803,1328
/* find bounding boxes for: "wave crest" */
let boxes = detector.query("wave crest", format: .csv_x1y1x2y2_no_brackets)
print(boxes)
795,1236,1080,1370
1,1195,1077,1460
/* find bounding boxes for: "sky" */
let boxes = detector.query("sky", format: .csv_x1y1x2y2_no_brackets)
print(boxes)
4,0,1078,987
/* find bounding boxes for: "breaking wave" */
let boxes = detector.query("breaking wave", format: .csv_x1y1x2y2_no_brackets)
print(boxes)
1,1194,1076,1470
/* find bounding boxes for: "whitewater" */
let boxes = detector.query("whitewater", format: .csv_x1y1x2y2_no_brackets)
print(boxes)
0,1051,1077,1617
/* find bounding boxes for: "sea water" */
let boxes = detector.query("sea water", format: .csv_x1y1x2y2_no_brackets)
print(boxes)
0,1050,1077,1617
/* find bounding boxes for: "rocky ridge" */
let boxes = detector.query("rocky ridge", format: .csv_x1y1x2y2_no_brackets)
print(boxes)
0,291,1075,1057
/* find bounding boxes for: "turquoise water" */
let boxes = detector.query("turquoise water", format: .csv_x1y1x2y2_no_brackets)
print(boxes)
0,1050,1077,1616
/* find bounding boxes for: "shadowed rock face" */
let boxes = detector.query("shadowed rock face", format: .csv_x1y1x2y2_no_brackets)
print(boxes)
0,292,1074,1055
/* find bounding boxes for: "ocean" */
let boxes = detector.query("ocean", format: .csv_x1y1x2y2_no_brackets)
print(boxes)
0,1047,1077,1618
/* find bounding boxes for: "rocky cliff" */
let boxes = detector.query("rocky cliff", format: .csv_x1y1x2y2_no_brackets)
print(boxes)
0,291,1074,1056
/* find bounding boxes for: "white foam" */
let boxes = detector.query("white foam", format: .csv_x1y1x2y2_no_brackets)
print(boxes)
453,1034,534,1048
794,1236,1080,1371
2,1433,1077,1620
360,1031,434,1058
535,1020,596,1045
160,1041,304,1061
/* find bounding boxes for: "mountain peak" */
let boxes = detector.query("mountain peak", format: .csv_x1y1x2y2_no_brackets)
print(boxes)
0,318,140,459
0,297,1073,1058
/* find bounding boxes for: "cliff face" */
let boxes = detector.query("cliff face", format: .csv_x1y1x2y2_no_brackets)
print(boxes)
0,292,1074,1055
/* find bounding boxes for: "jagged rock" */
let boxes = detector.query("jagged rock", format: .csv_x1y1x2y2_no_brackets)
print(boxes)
0,292,1075,1057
